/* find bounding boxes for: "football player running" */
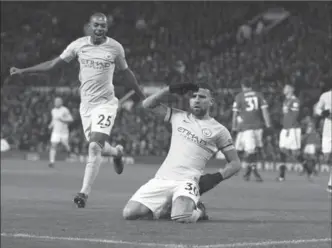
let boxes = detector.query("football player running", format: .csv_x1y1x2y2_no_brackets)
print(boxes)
10,13,145,208
123,83,241,223
48,97,73,168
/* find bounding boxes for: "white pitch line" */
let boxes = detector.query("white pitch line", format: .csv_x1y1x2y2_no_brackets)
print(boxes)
195,238,331,248
1,233,187,248
1,233,331,248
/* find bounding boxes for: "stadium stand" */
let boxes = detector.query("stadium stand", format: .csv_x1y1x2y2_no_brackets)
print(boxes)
1,2,331,158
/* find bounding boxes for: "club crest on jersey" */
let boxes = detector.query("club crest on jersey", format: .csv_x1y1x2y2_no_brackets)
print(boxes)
105,54,114,63
202,128,212,138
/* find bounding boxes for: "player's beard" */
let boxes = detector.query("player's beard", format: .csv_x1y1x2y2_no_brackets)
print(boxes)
191,106,206,118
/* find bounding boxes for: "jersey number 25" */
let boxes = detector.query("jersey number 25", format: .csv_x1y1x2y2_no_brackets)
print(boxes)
97,114,112,127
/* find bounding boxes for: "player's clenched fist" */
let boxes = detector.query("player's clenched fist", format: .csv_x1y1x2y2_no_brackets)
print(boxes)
10,67,23,76
169,83,199,95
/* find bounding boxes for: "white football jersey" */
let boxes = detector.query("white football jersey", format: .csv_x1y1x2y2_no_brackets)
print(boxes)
155,108,234,181
315,90,332,116
60,36,125,112
51,106,71,134
315,90,332,136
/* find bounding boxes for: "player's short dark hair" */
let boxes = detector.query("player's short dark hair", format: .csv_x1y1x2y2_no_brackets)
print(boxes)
196,82,216,98
90,12,107,22
241,79,253,88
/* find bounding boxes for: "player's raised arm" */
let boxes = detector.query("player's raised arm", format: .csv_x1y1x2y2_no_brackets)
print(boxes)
10,57,65,75
199,128,241,195
10,39,79,76
142,83,199,120
115,44,145,101
142,87,170,119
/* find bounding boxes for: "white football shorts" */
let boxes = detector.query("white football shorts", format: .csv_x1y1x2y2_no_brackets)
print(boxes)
303,144,317,155
50,132,69,144
235,129,263,153
279,128,301,150
129,178,200,219
80,101,118,141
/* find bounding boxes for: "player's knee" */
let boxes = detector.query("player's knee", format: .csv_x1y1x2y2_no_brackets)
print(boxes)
89,133,107,150
89,132,109,147
244,151,256,162
122,201,151,220
50,143,57,149
171,196,195,221
89,141,103,154
122,206,136,220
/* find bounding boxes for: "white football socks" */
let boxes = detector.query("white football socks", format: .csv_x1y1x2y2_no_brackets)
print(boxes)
328,168,332,187
80,142,103,196
49,147,56,163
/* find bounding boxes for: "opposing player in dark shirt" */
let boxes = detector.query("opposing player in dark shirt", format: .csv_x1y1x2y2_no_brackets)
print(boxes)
232,81,271,182
277,84,301,181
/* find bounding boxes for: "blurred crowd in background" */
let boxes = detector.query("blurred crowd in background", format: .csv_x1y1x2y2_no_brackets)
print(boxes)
1,2,331,158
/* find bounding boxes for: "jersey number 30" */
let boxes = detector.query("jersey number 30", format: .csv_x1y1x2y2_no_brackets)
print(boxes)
245,97,259,111
184,182,199,196
97,114,112,127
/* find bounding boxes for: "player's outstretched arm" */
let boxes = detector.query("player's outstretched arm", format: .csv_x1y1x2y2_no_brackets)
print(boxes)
115,47,145,101
142,83,198,119
142,86,171,119
10,57,66,76
121,68,145,101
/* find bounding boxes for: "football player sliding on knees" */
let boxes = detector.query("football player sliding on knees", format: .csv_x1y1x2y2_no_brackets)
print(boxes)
10,13,145,208
122,83,241,223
